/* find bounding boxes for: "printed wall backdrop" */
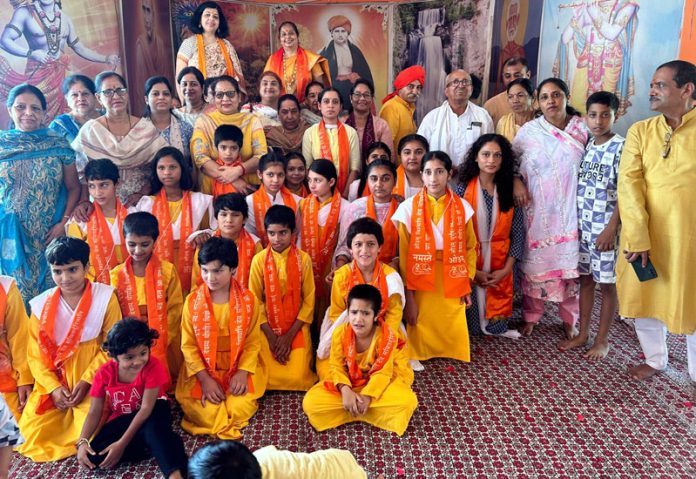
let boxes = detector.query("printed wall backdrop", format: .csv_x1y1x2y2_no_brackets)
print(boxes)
538,0,684,135
488,0,542,99
393,0,493,123
679,0,696,63
121,0,175,116
0,0,124,128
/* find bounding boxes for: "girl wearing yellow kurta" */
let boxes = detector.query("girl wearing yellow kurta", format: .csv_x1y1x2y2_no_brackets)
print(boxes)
190,193,263,289
303,284,417,436
175,237,267,440
302,88,361,198
0,276,33,419
297,160,350,328
391,151,477,362
249,205,316,391
317,217,409,382
18,237,121,462
110,212,184,381
191,76,268,192
66,159,127,284
134,147,213,296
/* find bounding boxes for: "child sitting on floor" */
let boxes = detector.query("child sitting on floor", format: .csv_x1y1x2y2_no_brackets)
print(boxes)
176,237,267,440
248,205,316,391
0,274,33,419
303,284,417,436
18,236,121,462
188,440,382,479
110,212,184,381
76,318,187,478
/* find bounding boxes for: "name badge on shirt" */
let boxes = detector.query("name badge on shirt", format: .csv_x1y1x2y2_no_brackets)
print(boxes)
469,121,482,130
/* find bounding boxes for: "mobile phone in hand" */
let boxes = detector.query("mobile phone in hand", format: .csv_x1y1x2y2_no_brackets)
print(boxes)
631,257,658,282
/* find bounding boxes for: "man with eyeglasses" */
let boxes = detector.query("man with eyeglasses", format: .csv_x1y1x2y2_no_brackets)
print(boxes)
417,69,493,175
617,60,696,393
484,57,532,128
379,65,425,160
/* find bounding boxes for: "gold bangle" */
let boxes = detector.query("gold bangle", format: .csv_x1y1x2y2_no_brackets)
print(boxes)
75,437,90,449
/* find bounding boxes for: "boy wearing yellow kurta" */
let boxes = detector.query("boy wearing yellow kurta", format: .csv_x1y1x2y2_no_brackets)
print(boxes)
0,275,33,419
249,205,316,391
392,152,477,362
176,236,267,440
66,159,127,284
303,284,417,436
110,212,184,381
190,193,263,289
18,237,121,462
317,217,409,382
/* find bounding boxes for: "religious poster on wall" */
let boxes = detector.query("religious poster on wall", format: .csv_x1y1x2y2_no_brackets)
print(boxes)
488,0,542,100
121,0,175,116
679,0,696,63
171,0,271,97
393,0,493,123
0,0,123,129
270,4,390,110
538,0,684,134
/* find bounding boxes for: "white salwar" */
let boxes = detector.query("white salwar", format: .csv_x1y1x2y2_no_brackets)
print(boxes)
634,317,696,381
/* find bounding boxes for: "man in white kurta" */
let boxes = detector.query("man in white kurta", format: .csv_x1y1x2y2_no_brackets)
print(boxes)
417,70,494,173
618,60,696,389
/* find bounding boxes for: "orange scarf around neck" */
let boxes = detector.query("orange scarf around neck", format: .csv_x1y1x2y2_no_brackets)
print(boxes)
407,188,471,298
318,120,351,194
268,47,311,102
300,191,342,296
87,201,127,284
252,185,297,247
196,34,235,79
365,196,399,263
153,189,194,293
263,245,304,350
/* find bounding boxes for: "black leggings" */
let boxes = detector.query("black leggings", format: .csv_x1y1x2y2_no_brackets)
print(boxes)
88,399,187,477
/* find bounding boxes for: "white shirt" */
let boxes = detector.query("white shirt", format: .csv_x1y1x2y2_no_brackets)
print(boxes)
245,190,301,237
418,101,494,168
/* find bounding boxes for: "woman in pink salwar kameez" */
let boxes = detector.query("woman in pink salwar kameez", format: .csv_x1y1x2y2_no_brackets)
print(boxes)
512,78,589,339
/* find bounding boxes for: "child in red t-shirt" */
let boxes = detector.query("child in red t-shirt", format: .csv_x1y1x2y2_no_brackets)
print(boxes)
76,318,187,478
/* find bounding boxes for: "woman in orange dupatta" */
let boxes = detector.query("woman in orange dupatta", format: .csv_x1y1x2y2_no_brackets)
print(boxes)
303,284,417,436
175,2,246,91
264,21,330,102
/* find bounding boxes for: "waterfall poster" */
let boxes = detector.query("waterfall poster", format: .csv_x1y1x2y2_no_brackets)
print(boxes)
488,0,542,99
271,5,390,108
537,0,684,135
393,0,493,123
0,0,123,129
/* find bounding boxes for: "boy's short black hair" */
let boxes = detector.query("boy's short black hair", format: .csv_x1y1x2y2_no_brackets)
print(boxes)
123,212,160,242
198,237,238,269
214,124,243,148
188,441,261,479
346,217,383,248
263,204,295,232
45,236,90,266
214,193,248,219
102,318,159,358
586,91,620,113
347,284,382,317
84,158,119,183
258,150,287,172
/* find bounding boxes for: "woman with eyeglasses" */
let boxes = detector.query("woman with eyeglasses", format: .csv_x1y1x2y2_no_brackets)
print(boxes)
0,84,82,301
240,71,283,131
72,71,168,210
496,78,537,143
176,66,207,126
345,79,394,164
511,78,589,339
48,74,101,144
175,1,245,91
191,75,267,195
264,21,330,103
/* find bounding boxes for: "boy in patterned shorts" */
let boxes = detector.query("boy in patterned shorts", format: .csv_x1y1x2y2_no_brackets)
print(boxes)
559,91,623,359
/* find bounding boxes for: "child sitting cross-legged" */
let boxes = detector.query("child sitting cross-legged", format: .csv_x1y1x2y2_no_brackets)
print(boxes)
303,284,418,436
248,205,316,391
76,318,187,478
175,237,267,440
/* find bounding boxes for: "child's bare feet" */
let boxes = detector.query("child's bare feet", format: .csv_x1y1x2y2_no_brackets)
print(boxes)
628,363,659,380
584,340,609,360
558,334,588,351
563,322,579,340
521,322,535,336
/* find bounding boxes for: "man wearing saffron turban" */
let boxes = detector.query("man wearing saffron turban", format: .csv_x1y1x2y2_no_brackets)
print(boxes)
379,65,425,159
